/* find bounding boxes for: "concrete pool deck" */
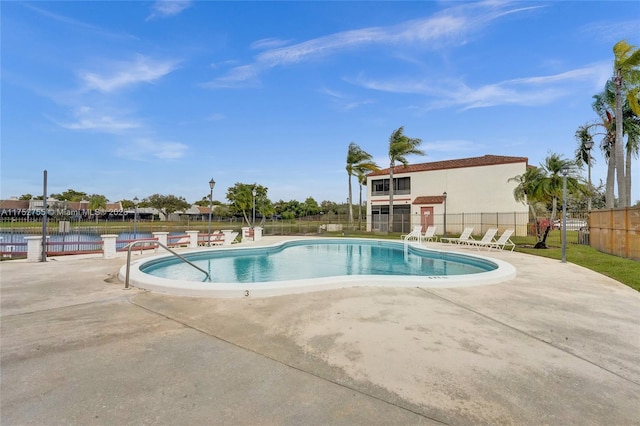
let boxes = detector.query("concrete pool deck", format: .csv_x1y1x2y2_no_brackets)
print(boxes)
1,236,639,425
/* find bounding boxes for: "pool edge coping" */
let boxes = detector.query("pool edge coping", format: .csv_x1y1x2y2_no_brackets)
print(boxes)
119,238,517,298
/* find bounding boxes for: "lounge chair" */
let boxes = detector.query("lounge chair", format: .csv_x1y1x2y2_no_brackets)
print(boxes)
422,225,437,242
466,228,498,248
401,225,423,243
440,227,474,245
474,229,516,252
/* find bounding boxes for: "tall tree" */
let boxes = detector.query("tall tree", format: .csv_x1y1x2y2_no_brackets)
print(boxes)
612,40,640,207
226,183,268,226
510,154,585,248
580,77,640,207
387,127,424,232
87,194,107,210
51,189,88,201
539,154,580,222
509,166,547,246
301,197,321,217
346,142,378,226
320,200,339,215
145,194,190,219
257,198,275,225
590,82,617,207
355,166,374,230
622,93,640,205
574,125,598,209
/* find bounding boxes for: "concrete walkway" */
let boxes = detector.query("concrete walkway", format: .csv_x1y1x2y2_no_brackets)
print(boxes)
1,237,639,425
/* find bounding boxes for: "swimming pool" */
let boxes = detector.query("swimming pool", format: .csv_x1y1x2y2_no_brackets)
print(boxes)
121,238,517,298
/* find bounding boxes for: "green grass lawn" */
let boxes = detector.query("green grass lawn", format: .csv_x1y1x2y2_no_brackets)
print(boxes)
511,232,640,291
326,229,640,291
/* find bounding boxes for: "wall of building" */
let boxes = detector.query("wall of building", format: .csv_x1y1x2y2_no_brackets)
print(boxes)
366,160,529,235
410,162,527,214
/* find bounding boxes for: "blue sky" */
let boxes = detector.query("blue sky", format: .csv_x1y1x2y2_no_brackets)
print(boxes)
2,1,639,205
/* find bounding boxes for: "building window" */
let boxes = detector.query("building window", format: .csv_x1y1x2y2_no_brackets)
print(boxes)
371,177,410,196
371,204,410,232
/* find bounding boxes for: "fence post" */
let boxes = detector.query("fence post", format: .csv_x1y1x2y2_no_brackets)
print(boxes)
185,230,199,248
609,209,614,255
625,207,630,259
101,234,118,259
241,227,251,242
152,232,169,252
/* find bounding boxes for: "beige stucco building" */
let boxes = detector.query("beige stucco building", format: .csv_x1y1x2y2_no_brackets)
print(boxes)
366,154,530,236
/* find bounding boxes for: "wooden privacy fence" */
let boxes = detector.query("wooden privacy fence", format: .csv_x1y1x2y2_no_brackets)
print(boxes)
590,207,640,261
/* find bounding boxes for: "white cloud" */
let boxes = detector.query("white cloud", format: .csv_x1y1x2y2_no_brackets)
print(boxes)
79,55,178,93
147,0,192,20
206,1,539,88
53,106,140,133
204,65,261,89
22,3,136,40
206,113,226,121
580,19,640,44
117,138,189,160
354,62,611,111
250,38,292,50
452,63,610,110
320,87,374,111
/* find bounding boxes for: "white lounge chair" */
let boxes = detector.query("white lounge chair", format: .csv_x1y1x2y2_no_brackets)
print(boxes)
475,229,516,252
440,227,474,245
466,228,498,248
423,225,437,242
401,225,423,243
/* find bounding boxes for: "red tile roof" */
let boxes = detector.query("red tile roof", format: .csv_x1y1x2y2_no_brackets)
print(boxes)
412,196,446,205
0,200,29,209
368,154,528,177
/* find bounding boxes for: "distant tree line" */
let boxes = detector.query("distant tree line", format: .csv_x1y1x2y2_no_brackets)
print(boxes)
17,186,352,226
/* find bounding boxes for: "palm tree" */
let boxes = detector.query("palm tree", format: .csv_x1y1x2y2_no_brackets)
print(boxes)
387,127,424,232
574,125,597,209
509,166,547,243
346,142,378,227
510,154,585,248
580,79,640,207
612,40,640,207
590,82,617,207
622,97,640,205
87,194,107,210
355,165,378,230
539,154,579,222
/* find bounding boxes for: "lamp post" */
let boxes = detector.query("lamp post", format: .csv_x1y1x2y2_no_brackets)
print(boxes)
561,167,569,263
41,170,48,262
133,196,139,240
584,139,594,211
208,179,215,246
443,191,447,237
346,195,351,229
346,197,350,236
252,187,257,228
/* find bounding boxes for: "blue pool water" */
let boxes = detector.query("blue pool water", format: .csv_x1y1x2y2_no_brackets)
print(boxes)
141,239,497,284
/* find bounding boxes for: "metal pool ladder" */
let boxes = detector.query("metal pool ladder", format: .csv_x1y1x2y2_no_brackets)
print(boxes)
124,240,210,289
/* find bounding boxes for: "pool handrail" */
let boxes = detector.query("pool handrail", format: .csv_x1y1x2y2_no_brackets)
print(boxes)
124,240,210,289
